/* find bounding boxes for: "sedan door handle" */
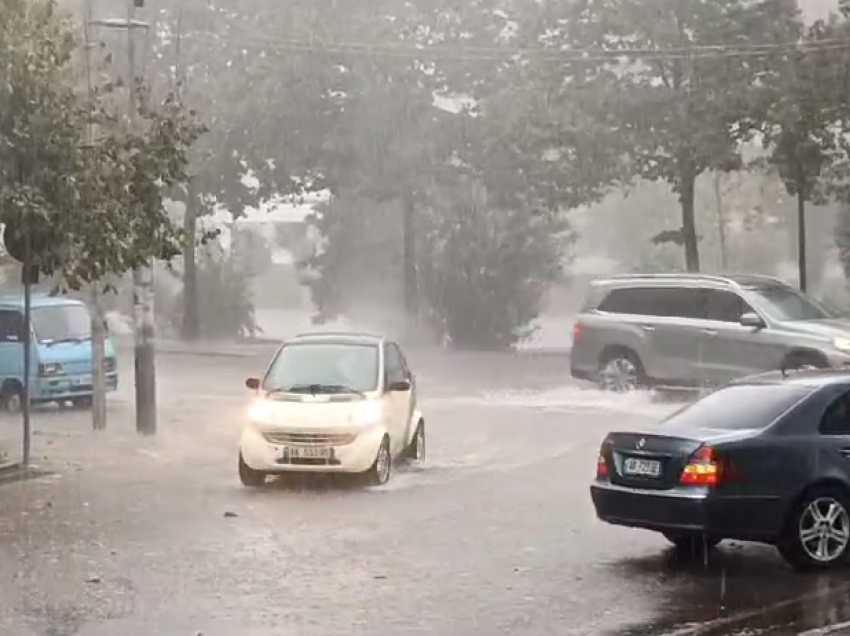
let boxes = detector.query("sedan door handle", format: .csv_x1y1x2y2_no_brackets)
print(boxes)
840,447,850,458
639,324,655,332
702,329,718,337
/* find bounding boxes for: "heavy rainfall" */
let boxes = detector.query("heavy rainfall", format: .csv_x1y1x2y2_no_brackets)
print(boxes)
4,0,850,634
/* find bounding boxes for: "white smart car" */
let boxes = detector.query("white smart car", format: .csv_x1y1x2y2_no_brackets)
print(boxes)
238,332,425,487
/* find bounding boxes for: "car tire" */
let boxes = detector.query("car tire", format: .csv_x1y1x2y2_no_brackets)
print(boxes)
662,531,721,556
777,486,850,571
404,420,425,462
238,452,267,488
597,348,646,392
365,435,392,486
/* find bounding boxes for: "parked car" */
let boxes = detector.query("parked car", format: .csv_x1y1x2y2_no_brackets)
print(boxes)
570,273,850,392
591,369,850,570
238,331,425,487
0,294,118,411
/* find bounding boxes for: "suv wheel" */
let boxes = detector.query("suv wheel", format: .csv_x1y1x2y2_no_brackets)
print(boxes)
598,350,644,392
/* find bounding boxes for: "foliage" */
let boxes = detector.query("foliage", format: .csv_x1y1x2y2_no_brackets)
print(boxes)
550,0,793,271
176,250,258,339
0,0,205,289
417,181,568,349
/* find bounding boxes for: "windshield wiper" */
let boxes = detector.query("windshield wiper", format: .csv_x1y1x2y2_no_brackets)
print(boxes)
270,383,365,397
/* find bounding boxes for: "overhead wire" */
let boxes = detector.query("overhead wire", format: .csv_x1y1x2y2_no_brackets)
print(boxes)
179,25,850,64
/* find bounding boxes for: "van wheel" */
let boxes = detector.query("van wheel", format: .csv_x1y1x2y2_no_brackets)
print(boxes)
0,381,24,413
777,486,850,570
71,396,93,409
238,453,267,488
598,349,645,392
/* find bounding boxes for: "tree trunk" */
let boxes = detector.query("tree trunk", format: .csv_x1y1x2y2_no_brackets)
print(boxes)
402,194,417,318
679,172,700,272
181,195,199,340
90,285,107,431
713,172,728,270
797,183,807,293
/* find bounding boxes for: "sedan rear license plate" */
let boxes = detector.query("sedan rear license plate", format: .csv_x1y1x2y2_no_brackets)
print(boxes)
74,375,92,386
283,447,332,460
622,457,661,477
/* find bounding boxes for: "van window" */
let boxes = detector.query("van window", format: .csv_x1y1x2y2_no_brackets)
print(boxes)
32,304,91,343
598,287,706,319
0,310,24,342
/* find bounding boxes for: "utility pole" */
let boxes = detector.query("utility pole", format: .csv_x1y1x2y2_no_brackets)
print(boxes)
90,0,156,435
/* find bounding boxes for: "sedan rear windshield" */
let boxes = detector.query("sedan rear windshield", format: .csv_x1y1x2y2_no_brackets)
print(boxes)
663,384,812,431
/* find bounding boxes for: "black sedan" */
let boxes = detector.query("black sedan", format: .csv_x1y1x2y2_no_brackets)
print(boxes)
591,369,850,570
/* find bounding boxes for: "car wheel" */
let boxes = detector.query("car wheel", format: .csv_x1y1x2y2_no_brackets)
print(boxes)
366,436,392,486
598,349,645,392
662,531,722,555
238,452,267,488
778,487,850,570
404,420,425,463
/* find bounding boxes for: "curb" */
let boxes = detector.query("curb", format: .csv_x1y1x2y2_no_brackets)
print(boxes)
0,462,39,485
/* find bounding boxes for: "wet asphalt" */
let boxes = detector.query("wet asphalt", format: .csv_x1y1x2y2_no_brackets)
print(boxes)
0,348,849,636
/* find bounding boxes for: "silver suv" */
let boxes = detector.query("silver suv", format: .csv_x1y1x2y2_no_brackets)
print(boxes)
570,273,850,391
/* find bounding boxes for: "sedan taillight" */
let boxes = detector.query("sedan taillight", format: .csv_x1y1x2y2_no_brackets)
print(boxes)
680,446,723,487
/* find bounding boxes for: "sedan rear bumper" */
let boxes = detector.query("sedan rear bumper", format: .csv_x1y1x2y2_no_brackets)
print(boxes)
590,481,784,541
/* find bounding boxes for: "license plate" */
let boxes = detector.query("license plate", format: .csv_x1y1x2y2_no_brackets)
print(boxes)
74,375,91,386
283,447,332,460
622,457,661,477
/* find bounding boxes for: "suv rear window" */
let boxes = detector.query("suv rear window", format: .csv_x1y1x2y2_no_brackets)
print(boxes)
597,286,706,319
662,384,812,431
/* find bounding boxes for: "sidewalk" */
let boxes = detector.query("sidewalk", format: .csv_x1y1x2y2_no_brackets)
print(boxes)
114,335,280,359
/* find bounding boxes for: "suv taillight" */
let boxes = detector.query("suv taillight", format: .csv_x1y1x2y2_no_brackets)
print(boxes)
680,446,722,487
573,322,584,342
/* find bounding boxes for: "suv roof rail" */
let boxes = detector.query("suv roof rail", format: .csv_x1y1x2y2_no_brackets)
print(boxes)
292,331,384,340
593,273,736,285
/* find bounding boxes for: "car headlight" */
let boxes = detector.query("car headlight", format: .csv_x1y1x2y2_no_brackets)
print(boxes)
834,337,850,352
248,399,273,422
353,401,383,425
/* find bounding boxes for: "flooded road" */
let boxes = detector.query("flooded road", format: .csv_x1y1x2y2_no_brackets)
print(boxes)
0,347,848,635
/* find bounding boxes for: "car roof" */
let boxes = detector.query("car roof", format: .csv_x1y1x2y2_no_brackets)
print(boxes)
285,331,385,347
0,293,85,309
732,368,850,389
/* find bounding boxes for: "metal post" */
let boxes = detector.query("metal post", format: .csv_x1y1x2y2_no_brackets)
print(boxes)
22,220,32,466
126,0,157,435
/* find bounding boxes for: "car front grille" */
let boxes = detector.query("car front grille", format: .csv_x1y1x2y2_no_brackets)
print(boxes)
263,431,356,446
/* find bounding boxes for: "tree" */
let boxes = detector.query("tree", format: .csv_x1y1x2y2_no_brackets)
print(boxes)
555,0,785,271
758,13,850,292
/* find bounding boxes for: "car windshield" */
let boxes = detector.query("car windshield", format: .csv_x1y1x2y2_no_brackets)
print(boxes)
32,304,91,344
262,342,379,394
662,383,812,431
745,285,833,322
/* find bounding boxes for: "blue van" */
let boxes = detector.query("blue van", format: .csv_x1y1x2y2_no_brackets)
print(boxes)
0,294,118,410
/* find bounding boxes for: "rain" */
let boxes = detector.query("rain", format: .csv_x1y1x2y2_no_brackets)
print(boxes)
1,0,850,634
